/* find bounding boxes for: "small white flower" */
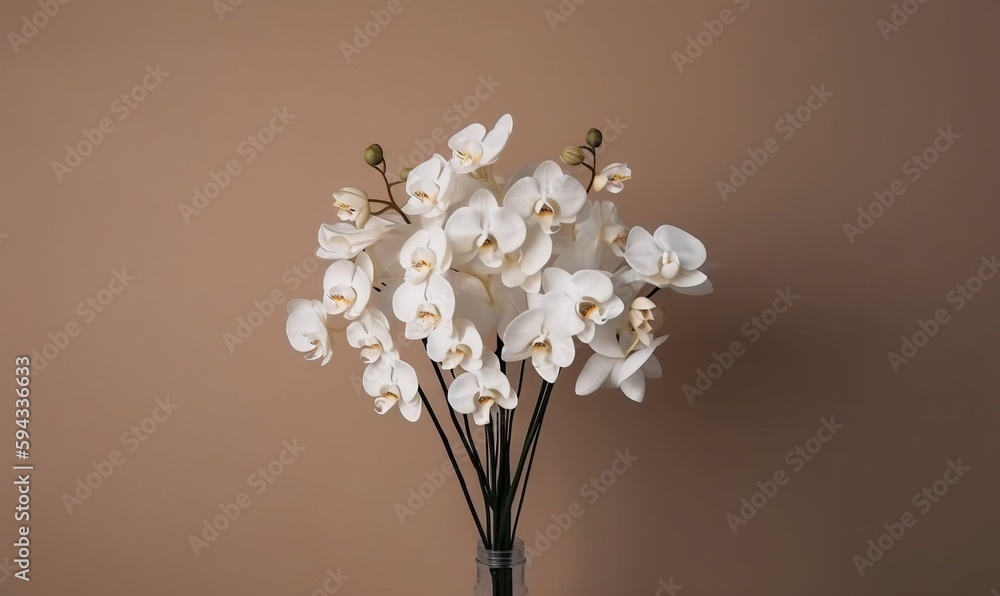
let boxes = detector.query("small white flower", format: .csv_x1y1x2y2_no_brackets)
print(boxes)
332,187,371,228
317,216,395,260
363,358,422,421
445,189,526,269
392,274,456,340
592,163,631,194
448,114,513,174
501,299,580,382
448,354,517,425
624,225,708,289
403,154,455,218
399,225,452,284
346,308,395,364
285,299,334,365
322,251,374,320
426,318,484,371
538,268,624,343
498,226,552,292
575,335,667,403
504,161,588,234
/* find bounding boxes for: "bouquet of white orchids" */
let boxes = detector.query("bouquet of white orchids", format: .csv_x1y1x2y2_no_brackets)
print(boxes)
285,113,711,558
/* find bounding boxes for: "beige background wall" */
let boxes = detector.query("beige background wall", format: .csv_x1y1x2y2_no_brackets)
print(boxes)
2,0,999,594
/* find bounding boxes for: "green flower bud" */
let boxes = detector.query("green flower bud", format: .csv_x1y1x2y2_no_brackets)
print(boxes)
585,128,603,148
560,146,586,166
364,143,384,167
399,167,412,181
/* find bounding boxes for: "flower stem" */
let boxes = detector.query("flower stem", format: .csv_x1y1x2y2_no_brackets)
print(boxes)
512,379,554,537
495,379,553,548
417,385,488,545
371,163,410,223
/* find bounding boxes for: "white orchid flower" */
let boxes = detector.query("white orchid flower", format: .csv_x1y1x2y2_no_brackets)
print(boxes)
538,268,624,343
501,299,581,382
579,269,648,358
399,225,452,284
363,358,421,421
346,308,395,364
499,226,552,292
426,318,484,371
575,335,667,402
317,216,395,260
403,154,455,218
627,297,657,348
504,161,588,234
285,299,335,365
592,163,631,194
447,354,517,425
332,187,371,228
445,189,526,268
565,201,628,267
624,225,708,289
392,274,456,340
448,114,513,174
322,251,374,320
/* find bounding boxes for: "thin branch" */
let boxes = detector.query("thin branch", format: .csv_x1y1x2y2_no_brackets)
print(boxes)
513,380,555,536
495,379,553,548
417,385,487,545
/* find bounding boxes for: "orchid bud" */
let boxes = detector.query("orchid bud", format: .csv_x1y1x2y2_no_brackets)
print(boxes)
364,143,384,167
585,128,603,148
399,167,412,181
332,187,371,229
560,146,586,166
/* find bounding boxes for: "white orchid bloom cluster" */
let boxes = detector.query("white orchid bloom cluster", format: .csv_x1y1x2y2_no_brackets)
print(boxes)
286,114,711,423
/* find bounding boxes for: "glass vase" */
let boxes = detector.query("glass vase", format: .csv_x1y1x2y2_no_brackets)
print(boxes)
473,538,528,596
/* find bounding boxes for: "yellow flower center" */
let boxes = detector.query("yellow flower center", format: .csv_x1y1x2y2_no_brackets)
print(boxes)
578,301,599,319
